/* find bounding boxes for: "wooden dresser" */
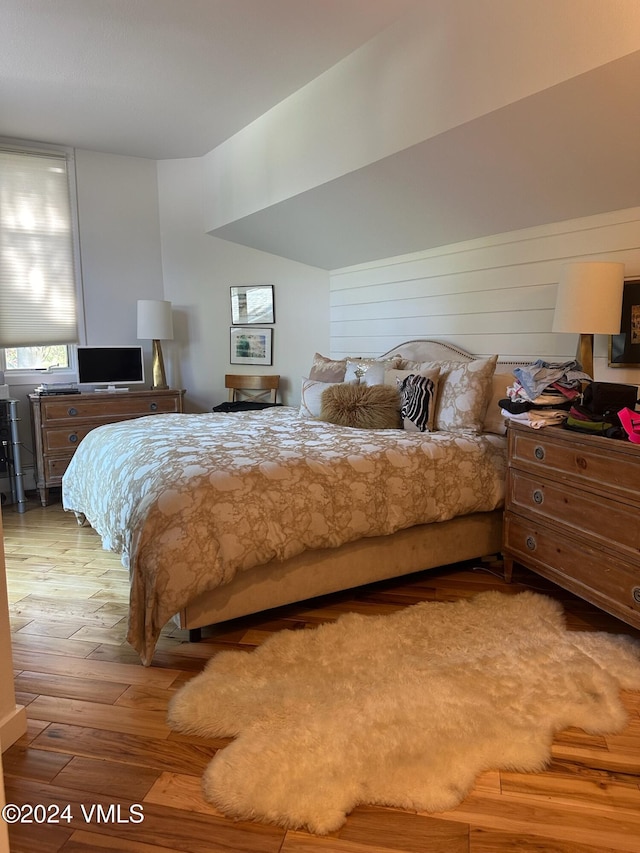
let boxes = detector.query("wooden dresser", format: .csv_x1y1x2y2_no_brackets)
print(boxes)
503,421,640,630
29,389,184,506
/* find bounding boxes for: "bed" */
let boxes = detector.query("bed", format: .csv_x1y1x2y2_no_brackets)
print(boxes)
62,340,512,665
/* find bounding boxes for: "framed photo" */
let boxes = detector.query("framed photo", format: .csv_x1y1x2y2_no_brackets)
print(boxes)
609,279,640,367
230,327,273,365
230,284,274,325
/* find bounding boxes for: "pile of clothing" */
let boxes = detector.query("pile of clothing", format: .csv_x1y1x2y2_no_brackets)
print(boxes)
499,360,590,429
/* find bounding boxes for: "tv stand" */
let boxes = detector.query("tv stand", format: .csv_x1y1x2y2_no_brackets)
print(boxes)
93,385,129,393
29,388,184,506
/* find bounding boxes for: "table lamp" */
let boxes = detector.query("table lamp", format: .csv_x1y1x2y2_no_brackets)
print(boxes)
137,299,173,390
552,262,625,378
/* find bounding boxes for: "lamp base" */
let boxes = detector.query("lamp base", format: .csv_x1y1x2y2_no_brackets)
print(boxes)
151,339,169,390
577,333,594,379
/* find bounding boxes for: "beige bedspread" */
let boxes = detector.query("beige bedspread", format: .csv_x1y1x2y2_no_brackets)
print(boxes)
62,408,506,664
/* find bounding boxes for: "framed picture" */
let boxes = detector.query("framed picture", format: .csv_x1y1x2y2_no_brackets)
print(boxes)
609,279,640,367
230,285,274,325
230,327,273,365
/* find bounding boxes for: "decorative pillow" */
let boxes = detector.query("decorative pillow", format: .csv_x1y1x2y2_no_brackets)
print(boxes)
483,369,511,435
399,373,439,432
299,378,340,419
384,366,440,388
308,353,347,383
343,356,402,386
319,383,402,430
420,356,498,432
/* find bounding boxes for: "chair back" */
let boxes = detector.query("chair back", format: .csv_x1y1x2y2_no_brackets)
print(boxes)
225,374,279,404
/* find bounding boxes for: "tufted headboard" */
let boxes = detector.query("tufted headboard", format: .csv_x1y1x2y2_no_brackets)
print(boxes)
377,339,531,436
380,339,477,364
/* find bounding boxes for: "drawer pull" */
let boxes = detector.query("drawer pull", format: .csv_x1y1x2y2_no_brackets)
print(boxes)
68,407,78,417
534,445,545,461
532,489,544,505
68,433,78,444
525,535,537,551
149,402,158,412
633,587,640,604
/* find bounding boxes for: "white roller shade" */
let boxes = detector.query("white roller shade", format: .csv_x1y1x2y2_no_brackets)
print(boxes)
0,147,78,347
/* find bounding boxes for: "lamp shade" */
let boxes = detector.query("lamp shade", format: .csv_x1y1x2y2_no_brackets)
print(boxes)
552,262,624,334
137,299,174,340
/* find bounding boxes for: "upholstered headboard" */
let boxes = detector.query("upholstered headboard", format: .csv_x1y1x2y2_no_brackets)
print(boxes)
380,339,477,364
380,339,530,373
377,339,531,436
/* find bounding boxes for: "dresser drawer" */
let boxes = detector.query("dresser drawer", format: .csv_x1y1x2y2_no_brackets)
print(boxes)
507,469,640,559
39,394,179,423
43,424,98,452
45,454,75,481
504,512,640,628
510,428,640,504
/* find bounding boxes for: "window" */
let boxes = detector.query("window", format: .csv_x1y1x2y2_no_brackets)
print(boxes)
0,142,82,379
4,345,70,371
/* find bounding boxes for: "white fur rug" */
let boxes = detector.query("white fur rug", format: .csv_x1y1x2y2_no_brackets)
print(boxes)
167,591,640,834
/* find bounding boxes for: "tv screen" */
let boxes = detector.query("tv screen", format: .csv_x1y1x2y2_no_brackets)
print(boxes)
76,346,145,388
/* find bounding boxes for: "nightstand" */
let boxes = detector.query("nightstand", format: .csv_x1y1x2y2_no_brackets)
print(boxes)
503,421,640,630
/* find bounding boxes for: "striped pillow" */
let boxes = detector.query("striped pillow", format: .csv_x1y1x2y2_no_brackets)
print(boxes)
400,373,438,432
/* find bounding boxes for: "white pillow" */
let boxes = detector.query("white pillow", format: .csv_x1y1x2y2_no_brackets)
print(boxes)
299,377,339,419
344,356,402,386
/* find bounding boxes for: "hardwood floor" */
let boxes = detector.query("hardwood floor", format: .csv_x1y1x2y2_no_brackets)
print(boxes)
3,498,640,853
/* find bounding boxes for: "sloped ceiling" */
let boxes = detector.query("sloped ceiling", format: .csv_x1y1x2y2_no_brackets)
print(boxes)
2,0,639,270
212,50,640,269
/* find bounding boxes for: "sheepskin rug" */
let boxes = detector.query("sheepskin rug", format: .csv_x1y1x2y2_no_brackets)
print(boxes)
167,591,640,834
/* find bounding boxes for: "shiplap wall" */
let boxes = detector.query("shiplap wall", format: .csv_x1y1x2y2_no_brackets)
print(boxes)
330,207,640,383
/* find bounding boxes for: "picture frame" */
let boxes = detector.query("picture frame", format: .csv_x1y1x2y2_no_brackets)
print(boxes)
230,327,273,365
608,278,640,367
230,284,274,325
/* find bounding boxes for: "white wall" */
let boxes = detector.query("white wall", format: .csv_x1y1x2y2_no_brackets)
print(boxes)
156,157,330,412
75,149,166,344
330,206,640,387
4,150,167,490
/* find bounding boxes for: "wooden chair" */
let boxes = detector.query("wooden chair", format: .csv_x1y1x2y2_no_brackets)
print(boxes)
225,374,280,405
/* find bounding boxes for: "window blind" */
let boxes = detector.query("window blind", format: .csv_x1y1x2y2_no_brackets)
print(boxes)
0,147,78,347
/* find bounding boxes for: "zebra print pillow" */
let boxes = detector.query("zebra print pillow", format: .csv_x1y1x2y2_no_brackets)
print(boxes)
399,373,439,432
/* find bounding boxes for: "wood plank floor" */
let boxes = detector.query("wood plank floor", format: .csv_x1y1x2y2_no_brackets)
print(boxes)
3,498,640,853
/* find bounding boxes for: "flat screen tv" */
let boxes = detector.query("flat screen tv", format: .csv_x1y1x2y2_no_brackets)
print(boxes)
76,346,145,390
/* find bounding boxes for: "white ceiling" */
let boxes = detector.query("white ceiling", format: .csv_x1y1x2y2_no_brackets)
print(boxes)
0,0,416,159
2,0,639,270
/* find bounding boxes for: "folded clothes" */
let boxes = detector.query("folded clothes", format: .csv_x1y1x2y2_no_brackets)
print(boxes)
506,380,572,406
500,408,568,429
549,382,581,400
499,396,572,414
512,360,589,400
